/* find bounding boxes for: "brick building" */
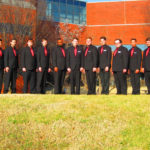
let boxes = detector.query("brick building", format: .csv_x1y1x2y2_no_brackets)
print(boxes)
39,0,150,50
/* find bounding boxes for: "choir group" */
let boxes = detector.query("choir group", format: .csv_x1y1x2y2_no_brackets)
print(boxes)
0,36,150,95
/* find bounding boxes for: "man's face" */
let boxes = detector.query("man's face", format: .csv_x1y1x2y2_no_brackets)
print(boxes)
10,40,16,47
72,39,78,47
42,40,47,47
86,39,92,46
100,39,106,45
57,39,63,46
131,40,136,47
115,40,121,48
146,40,150,47
27,40,33,47
0,41,2,47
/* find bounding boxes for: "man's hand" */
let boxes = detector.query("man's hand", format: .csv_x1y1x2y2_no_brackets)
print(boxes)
141,68,144,73
5,67,9,73
80,67,84,72
123,69,127,73
80,67,85,74
128,70,130,74
48,68,51,73
54,67,58,72
135,69,140,74
22,67,26,72
105,66,109,72
39,67,42,72
97,67,100,73
67,68,71,73
93,67,97,72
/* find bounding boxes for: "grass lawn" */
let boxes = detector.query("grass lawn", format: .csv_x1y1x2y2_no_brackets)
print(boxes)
0,94,150,150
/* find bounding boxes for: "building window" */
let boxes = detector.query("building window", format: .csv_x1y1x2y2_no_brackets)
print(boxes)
42,0,86,25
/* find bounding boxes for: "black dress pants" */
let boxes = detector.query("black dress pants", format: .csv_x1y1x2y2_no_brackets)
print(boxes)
114,71,127,95
145,71,150,94
36,69,48,94
85,70,96,94
70,69,81,95
4,68,17,93
54,69,66,94
130,71,140,94
100,69,110,94
23,70,36,93
0,69,4,93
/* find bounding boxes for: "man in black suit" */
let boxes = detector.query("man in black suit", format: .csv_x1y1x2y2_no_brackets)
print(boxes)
112,39,129,95
98,37,112,94
66,37,83,94
129,38,142,94
52,38,66,94
21,39,36,93
4,39,18,94
36,38,51,94
81,37,98,95
0,39,4,94
142,37,150,94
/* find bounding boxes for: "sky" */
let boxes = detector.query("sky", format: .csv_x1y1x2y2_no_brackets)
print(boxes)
86,0,125,2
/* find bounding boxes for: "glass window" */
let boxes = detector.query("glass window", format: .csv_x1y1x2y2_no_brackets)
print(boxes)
80,6,86,24
74,1,80,24
40,0,86,25
66,0,74,24
51,0,60,22
60,0,67,22
46,1,52,17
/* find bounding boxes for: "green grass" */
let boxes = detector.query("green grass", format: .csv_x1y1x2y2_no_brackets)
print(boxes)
0,94,150,150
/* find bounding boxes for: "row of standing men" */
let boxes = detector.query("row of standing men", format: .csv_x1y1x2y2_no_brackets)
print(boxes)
0,37,150,95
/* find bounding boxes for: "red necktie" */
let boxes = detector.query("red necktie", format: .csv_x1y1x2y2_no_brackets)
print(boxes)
131,47,134,57
30,48,34,57
113,48,119,56
13,48,16,56
85,47,89,56
74,47,77,56
146,47,150,56
0,49,2,57
44,47,47,56
61,48,65,57
100,46,104,54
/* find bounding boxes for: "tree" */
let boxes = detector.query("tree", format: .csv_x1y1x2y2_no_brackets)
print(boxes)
56,21,86,47
0,0,57,48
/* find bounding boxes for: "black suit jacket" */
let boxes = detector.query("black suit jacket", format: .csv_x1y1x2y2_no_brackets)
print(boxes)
82,45,98,70
4,46,18,69
37,46,50,69
21,46,36,71
0,48,4,69
112,46,129,72
66,45,83,70
143,47,150,71
129,46,142,71
97,45,112,69
52,46,66,70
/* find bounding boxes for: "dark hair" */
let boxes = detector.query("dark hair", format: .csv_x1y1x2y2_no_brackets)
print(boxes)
57,38,62,41
86,37,92,41
100,36,106,40
115,39,122,43
72,37,78,41
42,38,47,42
0,39,2,42
131,38,137,42
28,39,33,42
10,39,17,42
146,37,150,42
